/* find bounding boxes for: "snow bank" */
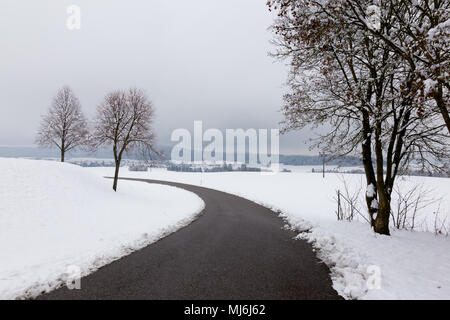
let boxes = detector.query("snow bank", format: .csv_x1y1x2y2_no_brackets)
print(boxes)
0,159,204,299
90,167,450,300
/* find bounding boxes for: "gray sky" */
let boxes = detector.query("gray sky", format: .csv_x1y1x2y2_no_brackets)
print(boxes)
0,0,316,154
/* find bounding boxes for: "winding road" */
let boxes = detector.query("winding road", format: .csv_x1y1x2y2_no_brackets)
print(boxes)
38,178,340,300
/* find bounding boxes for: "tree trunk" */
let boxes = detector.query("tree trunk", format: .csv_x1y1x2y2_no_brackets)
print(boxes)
434,83,450,135
373,117,392,236
361,111,377,227
61,138,65,162
374,191,391,235
113,161,120,192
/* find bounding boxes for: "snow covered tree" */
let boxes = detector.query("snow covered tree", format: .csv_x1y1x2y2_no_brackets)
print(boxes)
338,0,450,133
35,86,89,162
268,0,449,235
92,88,156,191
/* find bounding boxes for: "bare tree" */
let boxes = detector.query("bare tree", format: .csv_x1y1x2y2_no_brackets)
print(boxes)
390,183,439,230
92,88,156,191
335,175,364,222
268,0,449,235
35,86,89,162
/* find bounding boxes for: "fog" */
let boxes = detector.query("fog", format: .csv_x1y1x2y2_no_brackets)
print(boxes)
0,0,317,154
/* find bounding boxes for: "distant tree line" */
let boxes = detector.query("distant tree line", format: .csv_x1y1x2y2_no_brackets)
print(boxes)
167,163,261,173
280,155,363,166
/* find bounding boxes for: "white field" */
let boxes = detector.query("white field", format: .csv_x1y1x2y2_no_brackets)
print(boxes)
89,166,450,300
0,159,204,299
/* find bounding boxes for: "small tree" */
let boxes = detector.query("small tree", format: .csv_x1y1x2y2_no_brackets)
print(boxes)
36,86,89,162
93,88,156,191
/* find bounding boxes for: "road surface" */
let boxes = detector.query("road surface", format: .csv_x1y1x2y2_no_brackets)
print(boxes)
38,178,340,300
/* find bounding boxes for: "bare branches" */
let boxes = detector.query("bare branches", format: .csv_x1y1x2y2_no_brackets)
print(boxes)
92,88,156,191
390,183,440,231
268,0,449,235
35,86,89,162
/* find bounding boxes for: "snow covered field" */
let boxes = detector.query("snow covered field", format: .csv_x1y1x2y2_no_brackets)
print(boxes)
0,159,204,299
90,166,450,300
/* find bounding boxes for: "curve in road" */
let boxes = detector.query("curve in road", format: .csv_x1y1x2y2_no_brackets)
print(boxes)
38,178,340,300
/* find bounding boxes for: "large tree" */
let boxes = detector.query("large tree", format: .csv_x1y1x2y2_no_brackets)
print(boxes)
268,0,449,235
36,86,89,162
92,88,156,191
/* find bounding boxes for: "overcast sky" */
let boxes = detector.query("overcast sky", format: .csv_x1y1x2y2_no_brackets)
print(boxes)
0,0,317,154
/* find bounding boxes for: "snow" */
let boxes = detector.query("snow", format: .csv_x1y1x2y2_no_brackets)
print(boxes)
371,199,379,209
0,158,204,299
365,5,381,31
90,167,450,300
366,184,376,197
428,18,450,39
423,78,437,95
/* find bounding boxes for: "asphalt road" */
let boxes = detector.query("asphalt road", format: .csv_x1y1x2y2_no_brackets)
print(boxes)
38,178,340,300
